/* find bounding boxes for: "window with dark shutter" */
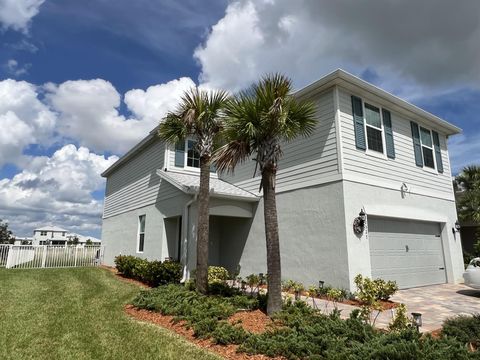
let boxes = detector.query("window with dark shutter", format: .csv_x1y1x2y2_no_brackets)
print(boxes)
351,96,366,150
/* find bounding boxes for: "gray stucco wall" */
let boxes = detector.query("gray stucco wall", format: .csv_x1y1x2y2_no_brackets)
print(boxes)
102,189,192,266
342,180,465,289
236,181,350,290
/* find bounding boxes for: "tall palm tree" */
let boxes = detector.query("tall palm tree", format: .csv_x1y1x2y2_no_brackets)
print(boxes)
213,74,317,315
456,165,480,223
158,87,229,294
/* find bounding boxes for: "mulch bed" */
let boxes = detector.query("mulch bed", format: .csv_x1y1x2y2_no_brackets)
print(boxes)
125,305,284,360
228,309,272,334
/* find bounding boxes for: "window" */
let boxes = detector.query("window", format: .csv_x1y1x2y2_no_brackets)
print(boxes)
419,127,435,169
40,231,47,236
137,215,146,253
186,140,200,168
62,232,66,237
364,103,384,153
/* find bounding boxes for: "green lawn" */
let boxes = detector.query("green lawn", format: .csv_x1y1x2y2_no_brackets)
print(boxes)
0,267,221,360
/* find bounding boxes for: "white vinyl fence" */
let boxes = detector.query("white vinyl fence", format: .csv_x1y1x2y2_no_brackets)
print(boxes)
0,245,104,269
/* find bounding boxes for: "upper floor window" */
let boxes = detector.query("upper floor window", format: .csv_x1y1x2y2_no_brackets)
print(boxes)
40,231,47,236
173,139,216,172
351,95,395,159
186,140,200,168
410,121,444,173
419,127,435,169
364,103,384,153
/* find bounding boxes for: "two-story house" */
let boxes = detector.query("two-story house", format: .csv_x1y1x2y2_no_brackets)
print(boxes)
101,69,464,290
32,226,69,245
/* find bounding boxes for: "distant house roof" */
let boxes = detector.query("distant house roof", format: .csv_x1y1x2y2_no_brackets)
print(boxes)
34,225,69,233
67,233,102,243
156,170,259,201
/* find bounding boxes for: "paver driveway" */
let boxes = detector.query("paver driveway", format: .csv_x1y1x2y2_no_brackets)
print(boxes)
389,283,480,332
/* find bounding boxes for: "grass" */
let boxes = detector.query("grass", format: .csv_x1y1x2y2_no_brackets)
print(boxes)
0,267,221,360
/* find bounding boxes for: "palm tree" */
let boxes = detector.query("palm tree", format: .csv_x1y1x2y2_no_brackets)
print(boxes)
456,165,480,223
213,74,317,315
158,87,229,294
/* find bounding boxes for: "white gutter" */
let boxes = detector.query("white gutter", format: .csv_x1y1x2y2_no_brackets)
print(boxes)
180,194,197,283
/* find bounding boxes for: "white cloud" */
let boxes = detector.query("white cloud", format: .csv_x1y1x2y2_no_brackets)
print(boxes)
0,0,45,33
0,79,56,167
46,77,193,154
195,0,480,97
448,134,480,175
0,144,118,237
124,77,195,123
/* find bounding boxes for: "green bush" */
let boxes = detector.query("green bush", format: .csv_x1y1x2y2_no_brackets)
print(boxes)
114,255,182,286
443,314,480,348
114,255,139,278
208,266,230,284
131,286,477,360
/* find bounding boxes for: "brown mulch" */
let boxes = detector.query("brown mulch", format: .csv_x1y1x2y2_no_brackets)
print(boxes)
100,265,150,288
125,305,285,360
228,310,272,334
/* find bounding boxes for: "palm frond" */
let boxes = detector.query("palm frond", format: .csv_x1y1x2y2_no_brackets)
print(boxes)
213,140,251,174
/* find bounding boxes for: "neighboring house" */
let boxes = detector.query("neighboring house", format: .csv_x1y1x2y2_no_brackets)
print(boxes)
101,69,464,291
32,226,101,246
33,226,70,245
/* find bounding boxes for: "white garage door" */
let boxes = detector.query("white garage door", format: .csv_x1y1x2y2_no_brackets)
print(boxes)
369,217,447,289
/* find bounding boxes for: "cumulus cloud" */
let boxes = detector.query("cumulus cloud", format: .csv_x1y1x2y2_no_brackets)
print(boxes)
0,144,118,237
195,0,480,97
0,76,195,237
0,79,56,167
125,77,196,123
0,0,45,33
45,77,193,153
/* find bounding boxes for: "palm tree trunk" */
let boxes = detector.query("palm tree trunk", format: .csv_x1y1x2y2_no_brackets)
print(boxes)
262,168,282,315
196,156,211,294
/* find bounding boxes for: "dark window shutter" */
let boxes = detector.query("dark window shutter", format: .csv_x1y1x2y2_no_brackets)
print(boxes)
410,122,423,167
174,142,185,167
432,131,444,173
351,95,366,150
382,109,395,159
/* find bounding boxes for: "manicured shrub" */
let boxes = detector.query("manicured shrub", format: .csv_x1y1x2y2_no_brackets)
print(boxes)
212,321,249,345
114,255,182,286
443,314,480,348
208,266,230,284
114,255,139,278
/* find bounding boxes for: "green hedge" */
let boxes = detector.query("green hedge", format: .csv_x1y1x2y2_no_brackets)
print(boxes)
131,286,477,360
443,314,480,348
114,255,182,286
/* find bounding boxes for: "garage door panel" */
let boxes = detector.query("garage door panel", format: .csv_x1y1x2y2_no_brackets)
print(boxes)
369,218,446,289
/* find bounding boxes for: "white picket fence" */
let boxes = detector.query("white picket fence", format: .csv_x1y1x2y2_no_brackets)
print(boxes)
0,245,104,269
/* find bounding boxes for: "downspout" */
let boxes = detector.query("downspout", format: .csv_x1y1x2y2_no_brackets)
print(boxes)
180,194,197,283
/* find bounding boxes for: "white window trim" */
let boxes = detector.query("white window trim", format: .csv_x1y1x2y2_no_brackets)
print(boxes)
137,214,146,254
185,140,200,170
419,126,437,173
362,101,388,159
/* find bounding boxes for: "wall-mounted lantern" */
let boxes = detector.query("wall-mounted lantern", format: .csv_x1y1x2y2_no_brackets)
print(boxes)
452,220,461,235
353,209,366,235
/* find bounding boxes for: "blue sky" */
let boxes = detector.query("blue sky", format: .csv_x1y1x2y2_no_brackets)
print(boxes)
0,0,479,238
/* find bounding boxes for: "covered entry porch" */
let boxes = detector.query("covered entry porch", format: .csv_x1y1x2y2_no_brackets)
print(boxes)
156,169,259,278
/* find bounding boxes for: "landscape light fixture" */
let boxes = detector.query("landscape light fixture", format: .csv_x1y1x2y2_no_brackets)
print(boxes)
259,273,265,285
318,280,325,289
411,312,422,332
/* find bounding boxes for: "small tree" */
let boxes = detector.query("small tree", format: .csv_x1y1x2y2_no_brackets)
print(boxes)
214,74,317,314
67,236,80,246
456,165,480,223
158,87,229,294
0,219,14,244
85,239,93,246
